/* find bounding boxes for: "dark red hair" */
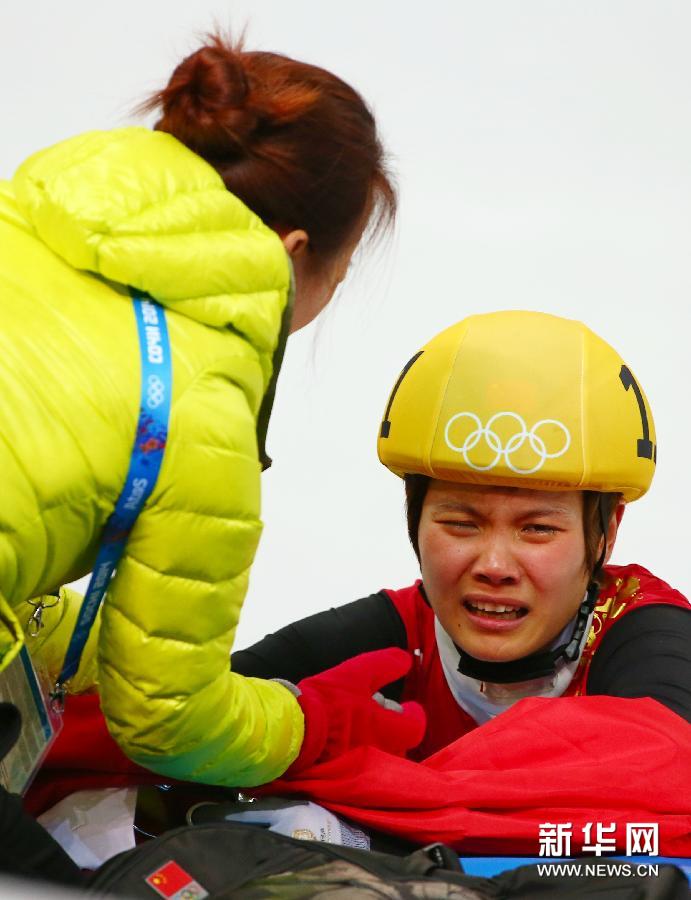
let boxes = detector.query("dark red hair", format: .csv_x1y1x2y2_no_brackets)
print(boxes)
141,34,396,257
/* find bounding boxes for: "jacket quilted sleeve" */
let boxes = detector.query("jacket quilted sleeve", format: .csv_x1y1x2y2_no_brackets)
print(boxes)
97,363,305,786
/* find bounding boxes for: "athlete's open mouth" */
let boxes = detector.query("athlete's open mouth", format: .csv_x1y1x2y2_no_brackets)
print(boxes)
464,600,528,620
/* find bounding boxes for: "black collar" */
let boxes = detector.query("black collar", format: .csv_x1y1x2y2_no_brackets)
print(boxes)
452,580,600,684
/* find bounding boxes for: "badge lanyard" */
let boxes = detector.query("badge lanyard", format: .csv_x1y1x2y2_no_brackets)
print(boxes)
0,294,171,794
52,294,172,706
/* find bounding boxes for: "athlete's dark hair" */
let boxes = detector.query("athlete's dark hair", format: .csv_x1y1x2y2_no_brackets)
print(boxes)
404,474,621,578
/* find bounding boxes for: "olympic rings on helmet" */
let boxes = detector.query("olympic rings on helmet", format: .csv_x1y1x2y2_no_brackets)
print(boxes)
444,411,571,475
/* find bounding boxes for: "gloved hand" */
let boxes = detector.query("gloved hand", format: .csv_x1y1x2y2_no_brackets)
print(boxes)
286,647,426,774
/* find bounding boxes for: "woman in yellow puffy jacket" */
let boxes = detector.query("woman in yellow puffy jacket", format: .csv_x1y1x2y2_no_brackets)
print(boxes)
0,35,403,788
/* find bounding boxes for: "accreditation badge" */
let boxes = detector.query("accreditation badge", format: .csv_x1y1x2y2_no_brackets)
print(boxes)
0,647,62,794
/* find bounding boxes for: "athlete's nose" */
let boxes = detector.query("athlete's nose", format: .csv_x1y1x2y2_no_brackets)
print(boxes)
470,531,520,586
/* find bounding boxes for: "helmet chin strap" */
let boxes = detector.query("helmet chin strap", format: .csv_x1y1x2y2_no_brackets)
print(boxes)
452,497,610,685
454,580,599,683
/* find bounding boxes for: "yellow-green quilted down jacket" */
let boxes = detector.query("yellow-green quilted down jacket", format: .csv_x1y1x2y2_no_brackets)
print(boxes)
0,127,305,785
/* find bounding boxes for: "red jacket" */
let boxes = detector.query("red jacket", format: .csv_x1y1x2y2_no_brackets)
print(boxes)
270,565,691,854
388,563,689,758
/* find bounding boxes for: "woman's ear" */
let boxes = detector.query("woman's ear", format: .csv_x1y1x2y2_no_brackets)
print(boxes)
603,500,626,565
281,229,310,259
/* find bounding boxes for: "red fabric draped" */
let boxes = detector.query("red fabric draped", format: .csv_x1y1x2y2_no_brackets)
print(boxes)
26,688,691,857
267,696,691,856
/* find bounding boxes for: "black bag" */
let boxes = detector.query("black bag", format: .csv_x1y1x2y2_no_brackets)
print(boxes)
87,819,689,899
0,703,83,887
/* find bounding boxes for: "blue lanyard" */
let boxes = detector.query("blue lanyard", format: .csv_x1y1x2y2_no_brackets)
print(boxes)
53,295,172,705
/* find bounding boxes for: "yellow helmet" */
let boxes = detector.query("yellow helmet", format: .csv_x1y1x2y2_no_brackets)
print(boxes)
378,311,656,501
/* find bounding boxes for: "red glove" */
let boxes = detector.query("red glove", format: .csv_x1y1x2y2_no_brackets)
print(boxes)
287,648,426,774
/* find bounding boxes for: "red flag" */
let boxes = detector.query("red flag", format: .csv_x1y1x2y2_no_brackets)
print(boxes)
145,859,208,899
267,696,691,856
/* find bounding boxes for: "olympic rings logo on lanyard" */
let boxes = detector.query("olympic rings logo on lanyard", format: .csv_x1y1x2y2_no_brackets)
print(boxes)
444,411,571,475
146,374,166,409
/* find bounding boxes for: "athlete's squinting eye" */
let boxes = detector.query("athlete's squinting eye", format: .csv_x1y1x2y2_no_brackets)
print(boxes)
439,520,477,530
523,524,559,535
